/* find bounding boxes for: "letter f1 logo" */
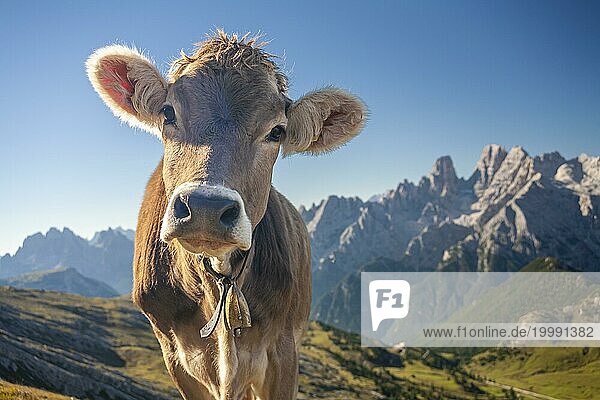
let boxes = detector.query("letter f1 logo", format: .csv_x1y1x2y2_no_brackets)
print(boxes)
369,280,411,331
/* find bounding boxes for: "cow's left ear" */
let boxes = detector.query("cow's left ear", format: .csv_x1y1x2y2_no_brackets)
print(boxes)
283,87,366,155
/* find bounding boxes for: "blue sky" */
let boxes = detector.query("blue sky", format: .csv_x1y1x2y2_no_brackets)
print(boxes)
1,1,599,254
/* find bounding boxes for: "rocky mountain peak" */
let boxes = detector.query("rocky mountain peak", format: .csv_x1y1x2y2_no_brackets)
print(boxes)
20,232,44,248
501,146,530,174
306,195,364,233
471,146,538,212
555,153,600,205
2,227,134,294
557,155,600,183
46,227,61,237
427,156,458,196
90,227,134,248
16,227,87,261
113,227,135,241
472,144,508,196
45,227,76,239
533,151,566,179
555,159,584,184
578,154,600,195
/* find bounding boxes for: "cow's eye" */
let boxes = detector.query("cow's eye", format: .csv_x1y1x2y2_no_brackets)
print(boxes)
267,125,285,142
161,105,176,125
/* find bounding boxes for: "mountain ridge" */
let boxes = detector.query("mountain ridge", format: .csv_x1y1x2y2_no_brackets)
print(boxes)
0,266,119,298
304,144,600,310
0,227,134,294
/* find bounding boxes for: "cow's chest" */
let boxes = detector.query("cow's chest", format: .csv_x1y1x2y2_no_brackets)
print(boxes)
169,307,269,398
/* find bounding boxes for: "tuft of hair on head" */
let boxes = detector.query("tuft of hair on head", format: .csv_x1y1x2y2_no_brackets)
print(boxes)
168,29,288,93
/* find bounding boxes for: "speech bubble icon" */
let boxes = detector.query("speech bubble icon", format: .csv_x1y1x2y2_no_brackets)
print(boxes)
369,280,410,331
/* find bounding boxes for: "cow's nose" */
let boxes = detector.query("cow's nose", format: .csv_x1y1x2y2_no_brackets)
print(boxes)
174,194,241,229
160,183,253,253
162,185,246,244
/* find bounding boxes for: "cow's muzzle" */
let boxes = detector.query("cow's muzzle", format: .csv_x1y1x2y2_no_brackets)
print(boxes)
160,183,252,255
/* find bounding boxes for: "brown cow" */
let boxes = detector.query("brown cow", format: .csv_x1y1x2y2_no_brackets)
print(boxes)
86,31,365,399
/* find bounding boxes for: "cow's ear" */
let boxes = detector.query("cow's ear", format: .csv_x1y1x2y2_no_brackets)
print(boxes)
283,87,366,155
86,45,168,136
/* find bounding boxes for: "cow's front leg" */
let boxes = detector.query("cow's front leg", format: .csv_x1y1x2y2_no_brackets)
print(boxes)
169,362,214,400
253,331,299,400
152,326,213,400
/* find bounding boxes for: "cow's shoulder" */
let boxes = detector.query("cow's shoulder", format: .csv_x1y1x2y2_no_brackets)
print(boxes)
243,188,311,327
132,160,196,331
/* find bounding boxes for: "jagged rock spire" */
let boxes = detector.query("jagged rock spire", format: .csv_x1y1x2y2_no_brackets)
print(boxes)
428,155,458,196
472,144,508,196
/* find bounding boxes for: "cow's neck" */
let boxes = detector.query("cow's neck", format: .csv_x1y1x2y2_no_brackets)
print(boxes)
204,244,253,278
207,255,232,275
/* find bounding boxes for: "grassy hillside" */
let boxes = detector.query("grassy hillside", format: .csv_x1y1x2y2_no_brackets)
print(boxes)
300,323,510,399
0,286,598,399
466,348,600,400
0,381,72,400
0,286,492,399
0,286,176,399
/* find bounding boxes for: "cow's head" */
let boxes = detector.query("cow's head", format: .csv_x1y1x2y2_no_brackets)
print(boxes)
87,32,365,259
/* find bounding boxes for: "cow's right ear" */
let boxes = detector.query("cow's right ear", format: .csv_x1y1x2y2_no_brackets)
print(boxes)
86,45,168,136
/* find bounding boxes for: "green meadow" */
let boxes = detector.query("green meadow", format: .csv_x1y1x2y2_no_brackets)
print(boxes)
0,287,597,399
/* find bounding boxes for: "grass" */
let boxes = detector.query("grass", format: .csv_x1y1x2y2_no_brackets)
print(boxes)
0,286,176,398
301,322,507,399
385,361,465,392
466,348,600,400
1,287,599,400
0,381,72,400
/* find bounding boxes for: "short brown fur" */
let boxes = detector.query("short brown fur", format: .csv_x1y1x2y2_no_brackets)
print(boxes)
133,161,311,399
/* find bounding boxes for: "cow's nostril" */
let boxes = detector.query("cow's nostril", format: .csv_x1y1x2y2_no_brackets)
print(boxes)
219,204,240,228
173,196,191,220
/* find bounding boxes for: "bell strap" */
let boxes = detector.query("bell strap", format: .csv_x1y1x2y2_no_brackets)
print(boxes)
199,247,252,338
199,276,230,338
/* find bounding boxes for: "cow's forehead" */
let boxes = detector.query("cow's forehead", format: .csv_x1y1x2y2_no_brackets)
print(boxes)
167,69,286,131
